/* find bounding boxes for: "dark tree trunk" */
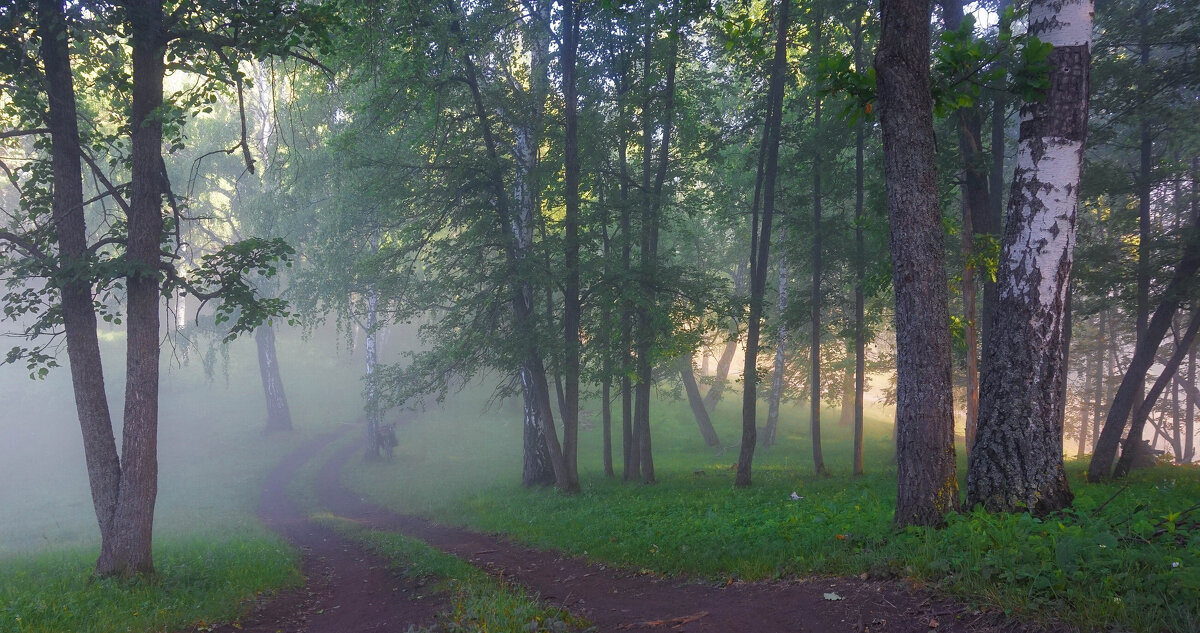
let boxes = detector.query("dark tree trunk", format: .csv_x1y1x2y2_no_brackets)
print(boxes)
1089,228,1200,480
561,0,581,493
703,261,746,411
736,0,790,488
1090,308,1108,452
876,0,959,525
679,357,721,447
114,0,169,576
852,15,866,476
810,16,826,476
255,325,293,433
632,13,680,485
1114,310,1200,477
762,232,787,448
37,0,123,575
521,359,557,487
1077,332,1092,458
982,0,1012,374
1186,341,1196,462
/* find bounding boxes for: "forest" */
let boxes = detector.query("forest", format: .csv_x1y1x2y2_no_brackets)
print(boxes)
0,0,1198,631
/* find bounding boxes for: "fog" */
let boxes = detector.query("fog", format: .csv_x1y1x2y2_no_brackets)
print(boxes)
0,321,417,556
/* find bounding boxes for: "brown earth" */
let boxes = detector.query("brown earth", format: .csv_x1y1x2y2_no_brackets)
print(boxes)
201,429,1067,633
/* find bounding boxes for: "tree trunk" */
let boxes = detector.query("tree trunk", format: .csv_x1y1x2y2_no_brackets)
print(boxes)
632,14,680,485
1089,227,1200,480
968,0,1091,514
982,0,1012,375
736,0,790,488
703,261,746,411
942,0,990,454
853,15,866,476
679,357,721,447
1114,309,1200,477
255,325,293,433
37,0,123,575
561,0,582,493
762,232,788,448
1076,324,1092,458
810,17,827,476
114,0,169,576
1090,308,1108,452
876,0,959,525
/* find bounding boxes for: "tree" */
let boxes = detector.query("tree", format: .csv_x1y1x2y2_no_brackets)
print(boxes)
875,0,959,525
968,0,1093,513
735,0,791,488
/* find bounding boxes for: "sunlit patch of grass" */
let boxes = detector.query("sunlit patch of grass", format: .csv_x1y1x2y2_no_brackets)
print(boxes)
344,392,1200,633
317,516,592,633
0,535,301,633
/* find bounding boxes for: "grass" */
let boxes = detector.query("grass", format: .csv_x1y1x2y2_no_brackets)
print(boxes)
343,389,1200,633
0,537,300,633
316,515,592,633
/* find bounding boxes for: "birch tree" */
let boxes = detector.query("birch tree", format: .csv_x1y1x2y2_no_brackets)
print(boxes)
968,0,1093,513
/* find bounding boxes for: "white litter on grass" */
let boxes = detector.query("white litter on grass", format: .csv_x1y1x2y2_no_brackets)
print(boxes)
790,491,803,501
824,592,843,601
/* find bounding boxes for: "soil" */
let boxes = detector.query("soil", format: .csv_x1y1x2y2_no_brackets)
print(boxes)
199,429,1065,633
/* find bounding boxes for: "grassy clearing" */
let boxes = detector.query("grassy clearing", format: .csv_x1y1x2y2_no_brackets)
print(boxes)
344,390,1200,633
317,515,592,633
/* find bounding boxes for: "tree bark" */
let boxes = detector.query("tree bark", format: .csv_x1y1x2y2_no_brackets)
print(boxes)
876,0,959,525
679,357,721,447
982,0,1012,375
37,0,123,575
255,325,293,433
736,0,790,488
968,0,1091,514
1089,227,1200,480
1090,308,1108,452
115,0,169,576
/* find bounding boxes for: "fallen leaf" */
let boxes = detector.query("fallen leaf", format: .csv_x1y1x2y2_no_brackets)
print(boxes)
929,618,939,628
824,592,844,601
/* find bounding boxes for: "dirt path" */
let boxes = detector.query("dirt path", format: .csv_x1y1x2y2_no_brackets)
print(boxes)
209,429,1059,633
205,431,446,633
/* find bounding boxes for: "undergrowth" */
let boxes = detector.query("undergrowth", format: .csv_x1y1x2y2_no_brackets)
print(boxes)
318,516,592,633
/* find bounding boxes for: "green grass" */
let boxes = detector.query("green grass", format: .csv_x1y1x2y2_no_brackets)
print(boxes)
0,536,301,633
343,390,1200,633
317,515,592,633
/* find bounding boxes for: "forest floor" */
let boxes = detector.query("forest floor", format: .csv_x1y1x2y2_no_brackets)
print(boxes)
211,429,1060,633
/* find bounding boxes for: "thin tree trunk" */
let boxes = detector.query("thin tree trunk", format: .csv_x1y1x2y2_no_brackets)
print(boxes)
838,364,854,427
982,0,1012,373
1076,325,1092,458
256,325,293,433
1186,339,1196,462
1091,307,1108,451
364,280,381,458
632,13,680,485
736,0,790,488
763,231,788,448
37,0,123,575
680,357,721,447
853,14,866,476
1114,309,1200,477
561,0,582,493
810,16,827,476
116,0,169,576
876,0,959,525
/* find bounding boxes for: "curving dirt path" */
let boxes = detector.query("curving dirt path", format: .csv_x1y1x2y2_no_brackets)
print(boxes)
206,429,1061,633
